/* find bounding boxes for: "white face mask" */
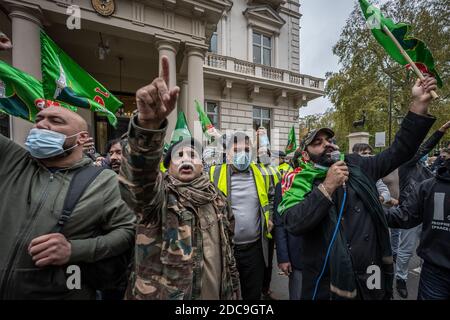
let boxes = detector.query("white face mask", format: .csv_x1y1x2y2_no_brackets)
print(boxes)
25,128,81,159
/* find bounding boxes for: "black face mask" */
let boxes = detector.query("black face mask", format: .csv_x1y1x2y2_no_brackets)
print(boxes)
308,145,337,167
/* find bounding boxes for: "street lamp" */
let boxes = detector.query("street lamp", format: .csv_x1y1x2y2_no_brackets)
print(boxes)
386,67,404,145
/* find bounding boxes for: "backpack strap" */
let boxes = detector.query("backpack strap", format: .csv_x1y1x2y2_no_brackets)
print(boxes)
54,166,105,233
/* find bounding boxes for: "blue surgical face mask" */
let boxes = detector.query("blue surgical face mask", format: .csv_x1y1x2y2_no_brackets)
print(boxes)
232,151,251,171
25,128,81,159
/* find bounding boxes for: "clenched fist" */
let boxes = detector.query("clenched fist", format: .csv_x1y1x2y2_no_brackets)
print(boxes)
136,56,180,129
322,160,349,195
28,233,71,268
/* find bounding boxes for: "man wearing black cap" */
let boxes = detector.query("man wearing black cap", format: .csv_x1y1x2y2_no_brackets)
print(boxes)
280,76,438,300
118,56,240,300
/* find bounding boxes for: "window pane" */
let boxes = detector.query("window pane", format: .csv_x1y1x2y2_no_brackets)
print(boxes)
261,108,270,119
263,35,271,48
253,45,261,63
209,32,218,53
207,103,217,113
262,120,271,140
253,121,261,133
253,32,261,45
263,48,271,66
212,115,219,127
253,107,261,118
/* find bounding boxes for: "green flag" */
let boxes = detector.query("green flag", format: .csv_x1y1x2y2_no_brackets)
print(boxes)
0,60,74,122
40,31,122,126
195,100,222,140
359,0,442,87
170,111,191,145
278,161,327,215
285,125,297,154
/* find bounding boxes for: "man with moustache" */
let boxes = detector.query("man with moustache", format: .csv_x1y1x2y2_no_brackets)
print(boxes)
280,76,438,300
118,56,240,300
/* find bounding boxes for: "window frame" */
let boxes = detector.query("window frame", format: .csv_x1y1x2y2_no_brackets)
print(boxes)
205,100,220,130
252,106,272,142
209,31,218,54
252,31,272,66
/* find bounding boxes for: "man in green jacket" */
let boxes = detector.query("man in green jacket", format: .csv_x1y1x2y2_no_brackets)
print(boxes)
119,56,240,300
0,106,135,299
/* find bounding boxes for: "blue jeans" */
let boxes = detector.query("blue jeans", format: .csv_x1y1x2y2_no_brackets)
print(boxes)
288,269,302,300
390,228,400,256
395,225,421,280
418,261,450,300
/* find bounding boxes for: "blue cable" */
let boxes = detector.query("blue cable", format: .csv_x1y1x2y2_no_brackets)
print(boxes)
312,186,347,300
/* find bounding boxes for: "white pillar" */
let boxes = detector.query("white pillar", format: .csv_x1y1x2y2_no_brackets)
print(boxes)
156,38,179,143
178,79,189,116
220,15,227,56
9,5,42,146
247,24,253,62
347,132,371,154
274,33,279,68
186,45,206,142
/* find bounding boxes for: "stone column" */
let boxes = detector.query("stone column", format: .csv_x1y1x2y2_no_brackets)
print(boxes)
9,5,42,145
220,15,227,56
347,132,371,154
178,79,189,116
186,45,206,141
274,33,279,68
247,24,253,62
156,38,179,143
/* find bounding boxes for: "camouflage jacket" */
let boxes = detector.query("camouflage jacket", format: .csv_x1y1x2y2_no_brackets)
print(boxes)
119,116,240,300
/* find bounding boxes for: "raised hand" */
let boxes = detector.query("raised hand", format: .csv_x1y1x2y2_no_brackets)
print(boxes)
135,56,180,129
409,76,438,116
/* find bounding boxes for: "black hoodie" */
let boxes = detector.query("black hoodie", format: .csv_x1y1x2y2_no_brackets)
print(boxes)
386,162,450,271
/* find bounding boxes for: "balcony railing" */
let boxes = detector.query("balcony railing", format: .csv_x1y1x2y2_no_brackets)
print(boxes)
204,52,324,90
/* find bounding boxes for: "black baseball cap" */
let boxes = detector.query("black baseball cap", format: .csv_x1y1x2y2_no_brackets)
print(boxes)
300,128,335,151
163,138,203,169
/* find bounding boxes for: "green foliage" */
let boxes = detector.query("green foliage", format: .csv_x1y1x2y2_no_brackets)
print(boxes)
325,0,449,152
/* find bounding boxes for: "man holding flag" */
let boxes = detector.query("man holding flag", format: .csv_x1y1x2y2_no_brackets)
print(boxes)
280,76,437,300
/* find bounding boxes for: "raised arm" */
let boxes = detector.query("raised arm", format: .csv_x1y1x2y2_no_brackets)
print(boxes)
118,56,180,214
358,77,437,181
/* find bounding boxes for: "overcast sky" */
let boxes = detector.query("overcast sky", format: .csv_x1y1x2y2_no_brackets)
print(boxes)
299,0,356,116
299,0,390,116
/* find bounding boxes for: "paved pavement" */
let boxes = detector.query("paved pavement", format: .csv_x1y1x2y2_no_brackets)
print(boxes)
268,248,421,300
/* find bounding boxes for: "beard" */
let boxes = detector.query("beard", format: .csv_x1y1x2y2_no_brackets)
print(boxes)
308,146,337,167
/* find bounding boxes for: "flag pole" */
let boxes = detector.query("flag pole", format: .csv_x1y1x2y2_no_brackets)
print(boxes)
382,25,439,99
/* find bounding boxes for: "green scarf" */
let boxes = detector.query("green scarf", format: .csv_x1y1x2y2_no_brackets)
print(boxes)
278,160,328,215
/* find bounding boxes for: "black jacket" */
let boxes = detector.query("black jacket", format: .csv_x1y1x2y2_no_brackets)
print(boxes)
398,130,443,202
274,183,303,271
284,112,435,300
386,165,450,271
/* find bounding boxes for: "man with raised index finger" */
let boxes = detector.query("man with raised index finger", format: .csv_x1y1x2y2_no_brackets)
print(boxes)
118,56,241,300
